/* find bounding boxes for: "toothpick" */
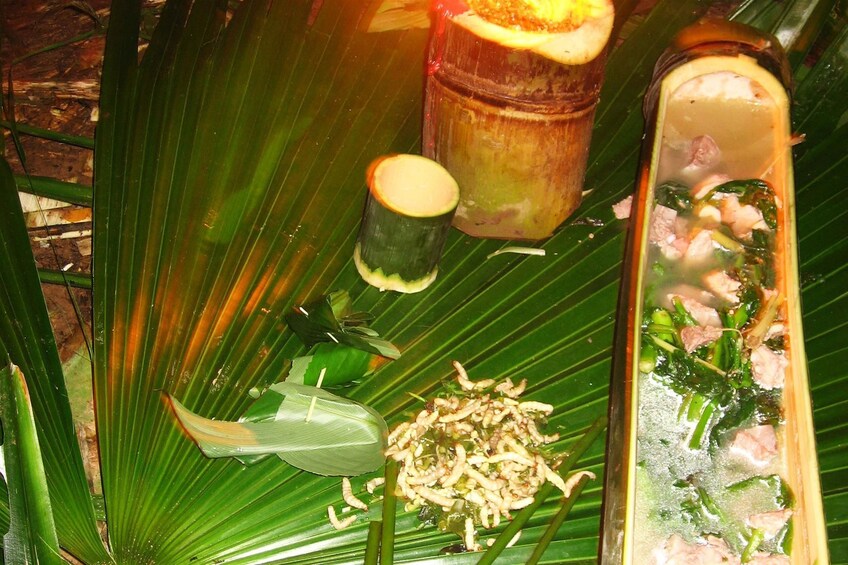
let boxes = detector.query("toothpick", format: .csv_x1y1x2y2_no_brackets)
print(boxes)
305,367,327,423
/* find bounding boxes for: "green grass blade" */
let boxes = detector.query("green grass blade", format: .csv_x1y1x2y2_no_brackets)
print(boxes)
0,362,63,565
0,120,94,149
0,155,109,562
15,174,93,206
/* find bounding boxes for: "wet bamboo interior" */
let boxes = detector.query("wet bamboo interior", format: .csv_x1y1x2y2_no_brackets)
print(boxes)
611,55,829,564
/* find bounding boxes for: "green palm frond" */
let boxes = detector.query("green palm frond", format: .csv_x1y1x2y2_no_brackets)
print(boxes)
0,0,845,563
0,153,109,562
0,362,63,565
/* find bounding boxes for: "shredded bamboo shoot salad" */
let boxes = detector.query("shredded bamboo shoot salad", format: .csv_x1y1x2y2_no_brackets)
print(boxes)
381,361,592,551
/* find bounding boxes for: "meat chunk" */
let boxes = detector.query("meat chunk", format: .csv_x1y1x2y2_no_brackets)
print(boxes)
720,195,769,240
650,204,677,244
684,135,721,172
650,205,688,259
729,425,778,467
750,345,787,390
680,325,724,353
702,270,741,304
667,293,722,328
654,534,741,565
684,229,717,263
613,194,633,219
747,508,793,539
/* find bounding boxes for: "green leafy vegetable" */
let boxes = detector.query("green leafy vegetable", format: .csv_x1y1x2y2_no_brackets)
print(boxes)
655,181,694,213
727,474,794,509
285,291,401,359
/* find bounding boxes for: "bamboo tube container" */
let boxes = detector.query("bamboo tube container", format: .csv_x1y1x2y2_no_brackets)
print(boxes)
354,154,459,293
601,20,828,564
423,0,615,240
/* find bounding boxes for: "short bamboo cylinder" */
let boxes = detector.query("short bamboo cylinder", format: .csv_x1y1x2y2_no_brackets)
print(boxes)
354,154,459,293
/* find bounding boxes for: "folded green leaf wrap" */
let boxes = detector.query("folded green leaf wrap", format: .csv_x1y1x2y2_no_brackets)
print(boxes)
285,291,401,359
170,382,387,476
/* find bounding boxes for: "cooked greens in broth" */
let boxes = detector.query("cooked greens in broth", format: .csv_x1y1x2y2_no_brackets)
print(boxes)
636,173,792,563
626,61,804,564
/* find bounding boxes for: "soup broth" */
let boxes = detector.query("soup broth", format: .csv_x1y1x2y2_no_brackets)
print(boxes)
632,71,793,564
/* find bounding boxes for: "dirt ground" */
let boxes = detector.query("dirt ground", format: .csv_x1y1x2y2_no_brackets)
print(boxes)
2,0,108,361
2,0,117,515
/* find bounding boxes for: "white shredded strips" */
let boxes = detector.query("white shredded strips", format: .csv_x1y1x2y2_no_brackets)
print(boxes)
365,477,385,494
464,518,478,552
563,470,597,497
327,505,357,530
381,361,569,552
486,246,546,260
341,477,368,512
506,530,522,548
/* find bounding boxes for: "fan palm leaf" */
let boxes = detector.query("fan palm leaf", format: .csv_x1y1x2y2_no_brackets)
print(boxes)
0,0,845,563
0,157,110,561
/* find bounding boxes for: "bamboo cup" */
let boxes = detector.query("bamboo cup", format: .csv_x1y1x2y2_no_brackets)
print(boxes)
354,154,459,293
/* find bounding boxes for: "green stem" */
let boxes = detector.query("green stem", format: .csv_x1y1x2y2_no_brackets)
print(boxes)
689,399,718,450
15,175,93,207
711,332,727,372
380,460,398,565
650,335,726,376
742,528,765,562
477,414,607,565
696,486,723,521
686,393,706,423
678,393,692,420
646,323,676,334
364,520,382,565
710,230,744,253
0,120,95,149
639,343,657,373
525,473,592,565
37,269,92,289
